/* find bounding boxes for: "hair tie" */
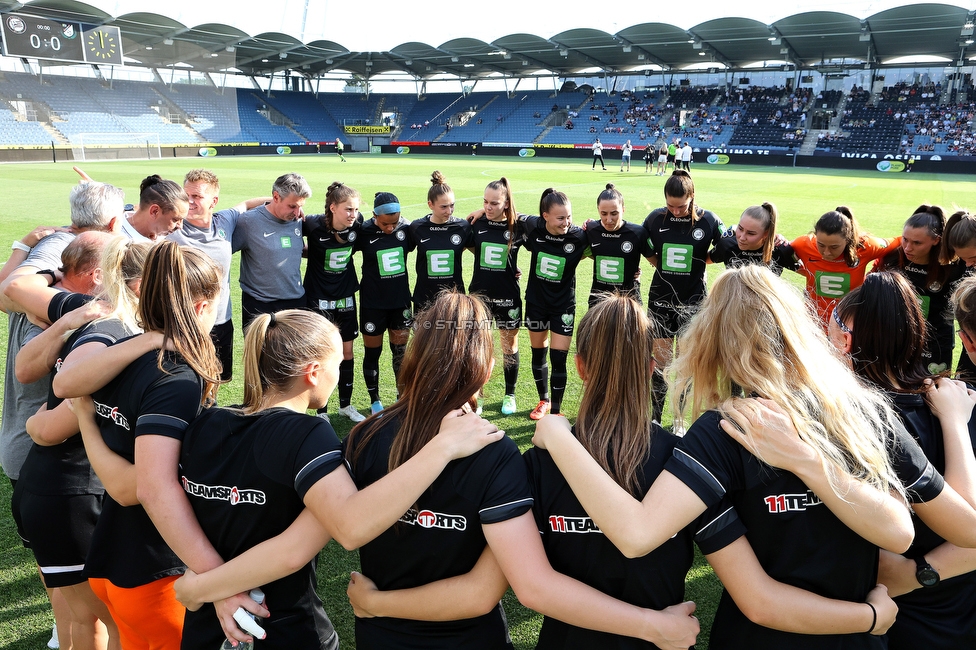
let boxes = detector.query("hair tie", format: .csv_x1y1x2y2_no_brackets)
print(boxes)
269,312,277,327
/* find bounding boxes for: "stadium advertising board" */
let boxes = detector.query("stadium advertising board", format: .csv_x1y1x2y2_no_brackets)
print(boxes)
344,125,391,135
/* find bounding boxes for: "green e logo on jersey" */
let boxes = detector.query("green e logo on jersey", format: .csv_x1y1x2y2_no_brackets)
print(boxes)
595,256,624,283
426,250,455,277
917,295,931,318
480,242,507,269
814,271,851,297
280,236,292,249
378,248,405,277
325,247,352,271
661,244,693,274
536,252,566,280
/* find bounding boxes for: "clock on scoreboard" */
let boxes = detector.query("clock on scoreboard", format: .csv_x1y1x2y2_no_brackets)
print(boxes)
1,13,123,65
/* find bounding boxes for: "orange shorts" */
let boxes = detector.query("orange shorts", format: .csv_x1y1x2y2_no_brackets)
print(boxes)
88,575,184,650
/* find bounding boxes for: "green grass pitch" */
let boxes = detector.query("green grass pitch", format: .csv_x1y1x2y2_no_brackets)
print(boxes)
0,153,973,648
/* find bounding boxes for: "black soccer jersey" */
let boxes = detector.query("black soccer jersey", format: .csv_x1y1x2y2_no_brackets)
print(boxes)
884,392,976,650
180,407,343,650
664,410,941,650
345,416,532,649
409,215,472,309
303,213,363,308
20,318,131,497
878,254,970,372
84,348,204,588
708,238,799,277
584,220,650,299
524,425,745,650
468,217,526,301
523,216,590,311
355,218,414,310
642,207,725,305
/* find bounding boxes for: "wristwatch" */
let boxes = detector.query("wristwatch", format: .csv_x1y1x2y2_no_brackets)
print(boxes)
11,240,31,253
914,556,940,588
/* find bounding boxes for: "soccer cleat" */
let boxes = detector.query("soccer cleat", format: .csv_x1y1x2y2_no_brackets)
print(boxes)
475,398,484,415
339,405,366,422
501,394,517,415
371,400,384,414
48,624,58,649
529,400,551,420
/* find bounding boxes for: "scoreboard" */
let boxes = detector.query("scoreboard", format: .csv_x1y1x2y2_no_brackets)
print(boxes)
1,13,123,65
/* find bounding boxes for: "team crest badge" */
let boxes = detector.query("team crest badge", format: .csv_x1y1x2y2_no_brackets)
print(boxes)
564,243,575,253
692,228,704,241
621,241,633,253
451,234,462,245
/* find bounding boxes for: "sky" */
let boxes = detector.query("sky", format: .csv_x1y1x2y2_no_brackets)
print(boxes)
82,0,976,51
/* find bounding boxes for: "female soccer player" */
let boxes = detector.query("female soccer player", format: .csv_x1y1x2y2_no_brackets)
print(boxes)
642,170,724,423
584,184,649,307
789,206,899,328
343,292,699,649
831,272,976,650
468,177,525,416
875,206,969,374
175,309,503,649
303,181,366,422
656,142,668,176
345,293,900,650
54,242,246,650
355,192,414,413
409,171,471,312
939,209,976,380
533,265,936,649
708,203,798,275
523,189,590,419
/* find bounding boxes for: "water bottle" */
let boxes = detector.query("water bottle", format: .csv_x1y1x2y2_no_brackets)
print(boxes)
219,588,266,650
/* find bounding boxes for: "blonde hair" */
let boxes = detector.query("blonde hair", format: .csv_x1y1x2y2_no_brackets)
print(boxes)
94,237,151,333
242,310,340,413
670,265,905,502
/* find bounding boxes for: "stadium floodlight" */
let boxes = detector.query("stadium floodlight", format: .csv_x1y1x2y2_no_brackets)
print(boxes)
622,45,632,53
163,38,174,45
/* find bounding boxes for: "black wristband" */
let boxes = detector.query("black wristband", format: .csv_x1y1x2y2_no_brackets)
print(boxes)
866,601,877,634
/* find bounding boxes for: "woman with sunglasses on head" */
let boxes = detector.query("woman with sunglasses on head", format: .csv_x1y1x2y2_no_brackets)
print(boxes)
642,169,725,423
303,181,367,423
830,271,976,650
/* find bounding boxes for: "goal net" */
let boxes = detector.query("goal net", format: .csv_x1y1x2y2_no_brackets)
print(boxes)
71,132,162,161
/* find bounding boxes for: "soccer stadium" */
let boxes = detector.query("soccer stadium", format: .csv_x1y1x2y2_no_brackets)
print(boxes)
2,1,976,648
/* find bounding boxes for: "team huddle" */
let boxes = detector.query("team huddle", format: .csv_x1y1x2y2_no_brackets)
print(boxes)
2,165,976,650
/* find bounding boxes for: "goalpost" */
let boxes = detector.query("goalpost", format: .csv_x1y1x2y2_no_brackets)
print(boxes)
71,132,163,161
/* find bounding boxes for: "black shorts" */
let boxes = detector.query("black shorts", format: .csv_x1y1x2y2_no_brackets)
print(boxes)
483,295,523,330
242,293,306,333
360,305,413,336
525,302,575,336
12,487,102,587
310,295,359,342
210,319,234,382
667,154,676,163
648,300,699,338
8,477,28,549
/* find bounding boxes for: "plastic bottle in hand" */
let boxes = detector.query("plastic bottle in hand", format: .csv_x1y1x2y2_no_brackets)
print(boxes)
219,588,266,650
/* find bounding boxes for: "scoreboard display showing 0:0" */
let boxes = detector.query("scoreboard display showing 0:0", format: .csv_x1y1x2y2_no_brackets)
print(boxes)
1,13,122,65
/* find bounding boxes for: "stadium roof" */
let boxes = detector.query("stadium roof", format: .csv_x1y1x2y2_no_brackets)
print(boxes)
2,0,975,78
